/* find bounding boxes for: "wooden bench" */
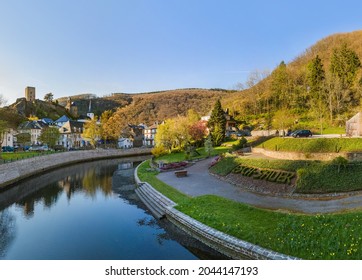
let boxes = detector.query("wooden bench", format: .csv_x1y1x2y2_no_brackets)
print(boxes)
174,170,188,177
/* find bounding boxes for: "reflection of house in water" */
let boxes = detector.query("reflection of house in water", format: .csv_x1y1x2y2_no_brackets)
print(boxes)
118,162,133,170
112,162,135,187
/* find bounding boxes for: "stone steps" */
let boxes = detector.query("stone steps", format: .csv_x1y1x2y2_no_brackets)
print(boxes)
135,182,176,219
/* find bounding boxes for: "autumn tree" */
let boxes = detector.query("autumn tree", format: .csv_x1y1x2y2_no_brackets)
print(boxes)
155,119,174,151
39,126,61,148
100,110,114,143
330,43,361,119
272,109,295,136
102,112,125,141
16,133,31,148
82,118,101,147
0,120,8,149
207,99,226,146
0,94,7,107
188,120,207,147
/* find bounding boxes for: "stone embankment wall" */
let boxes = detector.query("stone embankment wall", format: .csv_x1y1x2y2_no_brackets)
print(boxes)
251,130,278,137
252,147,362,161
0,148,152,189
134,162,298,260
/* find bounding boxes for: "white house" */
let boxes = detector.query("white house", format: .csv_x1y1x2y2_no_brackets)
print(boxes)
58,120,86,149
55,115,70,128
18,120,48,145
118,138,133,149
143,123,158,147
1,129,15,147
346,112,362,137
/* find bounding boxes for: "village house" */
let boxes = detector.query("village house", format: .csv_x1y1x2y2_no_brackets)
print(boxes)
1,129,15,148
143,123,158,147
118,137,133,149
58,120,86,149
346,112,362,137
128,124,144,147
55,115,71,128
18,120,49,145
202,109,238,135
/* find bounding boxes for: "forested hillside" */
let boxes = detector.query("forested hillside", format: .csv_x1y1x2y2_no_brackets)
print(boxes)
222,30,362,131
109,88,232,125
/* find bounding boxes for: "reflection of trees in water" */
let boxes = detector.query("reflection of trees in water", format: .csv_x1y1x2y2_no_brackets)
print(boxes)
7,159,141,218
81,166,115,197
0,209,15,258
14,163,120,216
16,182,63,217
137,217,171,246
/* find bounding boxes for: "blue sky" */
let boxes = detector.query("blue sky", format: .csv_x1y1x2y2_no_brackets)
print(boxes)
1,0,362,104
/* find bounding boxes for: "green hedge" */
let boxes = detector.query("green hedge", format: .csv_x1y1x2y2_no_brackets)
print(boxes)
210,156,362,193
258,137,362,153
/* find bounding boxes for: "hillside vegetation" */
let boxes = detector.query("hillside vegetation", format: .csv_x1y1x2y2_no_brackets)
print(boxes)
222,30,362,131
109,88,233,126
54,89,232,123
7,98,72,120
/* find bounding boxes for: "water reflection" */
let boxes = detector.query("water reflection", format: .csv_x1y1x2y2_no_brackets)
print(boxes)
0,210,15,258
0,156,223,260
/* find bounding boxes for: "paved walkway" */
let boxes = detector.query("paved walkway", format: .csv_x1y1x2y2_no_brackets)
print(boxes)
157,157,362,214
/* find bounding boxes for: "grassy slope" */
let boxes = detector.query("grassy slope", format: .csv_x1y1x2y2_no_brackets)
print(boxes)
258,137,362,153
211,155,362,193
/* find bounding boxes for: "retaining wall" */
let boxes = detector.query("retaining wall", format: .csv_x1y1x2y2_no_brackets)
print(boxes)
0,148,152,190
252,147,348,161
134,161,298,260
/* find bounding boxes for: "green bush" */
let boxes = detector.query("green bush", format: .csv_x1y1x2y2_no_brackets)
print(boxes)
258,137,362,153
151,146,168,157
232,137,247,150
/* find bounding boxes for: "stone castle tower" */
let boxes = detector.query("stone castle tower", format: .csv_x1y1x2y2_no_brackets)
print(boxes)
66,97,78,117
25,86,36,102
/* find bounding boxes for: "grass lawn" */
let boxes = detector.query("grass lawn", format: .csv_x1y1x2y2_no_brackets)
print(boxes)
177,196,362,259
137,160,190,204
318,127,345,134
156,146,230,163
0,151,56,162
258,137,362,153
137,160,362,259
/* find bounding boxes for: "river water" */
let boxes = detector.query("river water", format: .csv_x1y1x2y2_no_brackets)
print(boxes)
0,157,225,260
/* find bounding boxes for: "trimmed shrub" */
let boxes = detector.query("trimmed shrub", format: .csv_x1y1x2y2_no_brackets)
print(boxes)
151,146,168,157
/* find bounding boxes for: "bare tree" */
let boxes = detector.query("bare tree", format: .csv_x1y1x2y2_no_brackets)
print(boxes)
0,94,7,107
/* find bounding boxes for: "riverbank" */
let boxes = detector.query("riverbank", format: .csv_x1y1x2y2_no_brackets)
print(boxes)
134,160,297,260
136,158,362,259
0,148,152,190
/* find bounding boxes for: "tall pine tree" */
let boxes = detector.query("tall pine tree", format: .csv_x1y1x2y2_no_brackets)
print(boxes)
306,55,327,133
207,99,226,146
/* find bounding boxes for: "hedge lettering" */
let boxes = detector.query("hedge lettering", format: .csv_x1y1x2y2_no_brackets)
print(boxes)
232,165,295,184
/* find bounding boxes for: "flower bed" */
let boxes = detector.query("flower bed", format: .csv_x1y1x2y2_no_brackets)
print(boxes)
159,161,188,171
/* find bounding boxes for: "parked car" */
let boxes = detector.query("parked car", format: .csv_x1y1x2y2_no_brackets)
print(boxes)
292,129,312,138
236,130,251,137
1,146,14,152
29,145,49,151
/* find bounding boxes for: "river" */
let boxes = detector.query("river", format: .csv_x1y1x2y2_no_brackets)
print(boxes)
0,157,225,260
